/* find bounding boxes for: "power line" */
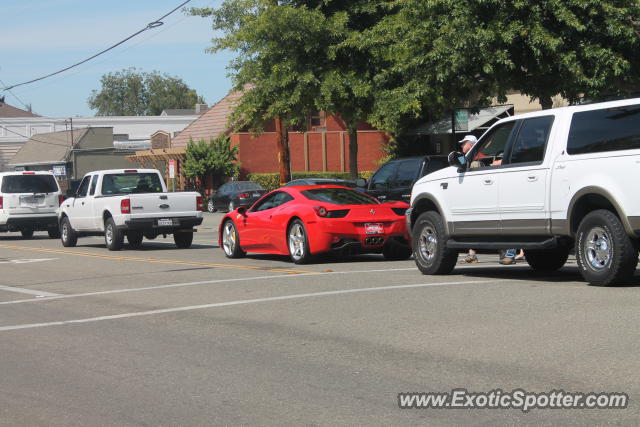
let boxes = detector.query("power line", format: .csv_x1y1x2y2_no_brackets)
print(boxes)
0,0,194,92
0,78,34,114
0,123,72,147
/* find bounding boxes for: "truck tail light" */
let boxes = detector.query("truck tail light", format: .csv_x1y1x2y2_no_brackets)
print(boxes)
120,198,131,214
0,196,3,209
196,196,203,211
238,193,250,199
313,206,328,217
58,195,65,205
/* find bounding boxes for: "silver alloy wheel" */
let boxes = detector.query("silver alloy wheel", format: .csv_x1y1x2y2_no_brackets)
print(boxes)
585,226,612,271
62,222,68,241
207,200,215,212
418,224,437,262
289,223,305,261
222,222,237,255
228,201,234,211
105,222,114,246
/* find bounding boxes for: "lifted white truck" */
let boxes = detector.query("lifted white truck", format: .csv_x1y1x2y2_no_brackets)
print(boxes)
59,169,203,250
408,97,640,286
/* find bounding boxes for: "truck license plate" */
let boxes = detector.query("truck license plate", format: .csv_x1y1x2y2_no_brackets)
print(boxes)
157,219,173,227
365,223,384,235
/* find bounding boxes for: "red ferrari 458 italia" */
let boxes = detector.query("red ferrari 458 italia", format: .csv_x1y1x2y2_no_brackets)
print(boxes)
218,185,412,264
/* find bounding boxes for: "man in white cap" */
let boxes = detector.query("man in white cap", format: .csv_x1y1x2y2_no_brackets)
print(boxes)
459,135,478,154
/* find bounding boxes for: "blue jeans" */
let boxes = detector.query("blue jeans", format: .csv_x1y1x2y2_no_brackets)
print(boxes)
504,249,516,258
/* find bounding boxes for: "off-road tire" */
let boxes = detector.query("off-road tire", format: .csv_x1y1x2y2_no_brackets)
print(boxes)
575,209,638,286
412,211,457,275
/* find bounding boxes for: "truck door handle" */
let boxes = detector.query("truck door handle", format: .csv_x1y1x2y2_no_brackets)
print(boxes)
527,176,538,182
556,165,566,170
483,179,493,185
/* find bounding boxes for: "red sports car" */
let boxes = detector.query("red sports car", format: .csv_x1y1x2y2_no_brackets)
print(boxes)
218,185,412,264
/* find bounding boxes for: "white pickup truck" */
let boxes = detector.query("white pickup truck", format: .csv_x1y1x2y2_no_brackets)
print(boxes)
58,169,203,250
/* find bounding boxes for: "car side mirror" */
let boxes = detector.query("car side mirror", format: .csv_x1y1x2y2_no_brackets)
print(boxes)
236,206,247,216
355,178,367,188
448,151,468,172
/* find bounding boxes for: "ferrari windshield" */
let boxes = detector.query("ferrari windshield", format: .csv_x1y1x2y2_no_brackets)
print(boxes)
301,188,379,205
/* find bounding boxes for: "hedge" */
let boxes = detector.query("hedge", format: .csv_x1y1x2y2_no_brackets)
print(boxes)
248,171,374,192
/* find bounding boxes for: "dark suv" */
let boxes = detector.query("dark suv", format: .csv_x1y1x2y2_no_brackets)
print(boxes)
357,156,448,202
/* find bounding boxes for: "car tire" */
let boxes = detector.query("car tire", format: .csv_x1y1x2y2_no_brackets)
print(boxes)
207,199,216,213
412,211,457,275
104,217,124,251
21,229,34,239
575,209,638,286
524,246,569,272
60,217,77,247
174,231,193,249
47,228,61,239
288,219,313,264
221,220,245,258
382,241,412,260
228,201,235,212
127,231,144,249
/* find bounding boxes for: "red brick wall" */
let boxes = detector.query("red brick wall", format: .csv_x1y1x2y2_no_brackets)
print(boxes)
234,130,388,177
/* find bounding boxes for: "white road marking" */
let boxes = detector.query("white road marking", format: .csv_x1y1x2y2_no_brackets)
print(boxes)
0,286,60,297
0,258,58,264
0,280,498,332
0,267,418,305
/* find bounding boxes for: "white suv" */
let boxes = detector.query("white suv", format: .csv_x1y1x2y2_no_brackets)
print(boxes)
0,171,62,239
407,97,640,286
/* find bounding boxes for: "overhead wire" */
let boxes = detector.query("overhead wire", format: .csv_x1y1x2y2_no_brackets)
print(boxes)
0,0,194,92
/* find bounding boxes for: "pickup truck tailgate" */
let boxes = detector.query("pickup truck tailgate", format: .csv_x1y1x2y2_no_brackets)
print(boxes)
127,193,198,219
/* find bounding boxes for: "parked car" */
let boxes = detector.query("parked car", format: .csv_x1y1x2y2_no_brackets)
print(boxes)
219,185,411,264
59,169,203,250
408,96,640,286
356,155,448,202
284,178,357,188
207,181,267,213
0,171,63,239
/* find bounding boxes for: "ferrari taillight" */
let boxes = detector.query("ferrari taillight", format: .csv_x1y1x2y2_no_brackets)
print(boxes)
313,206,328,217
238,193,250,199
120,198,131,214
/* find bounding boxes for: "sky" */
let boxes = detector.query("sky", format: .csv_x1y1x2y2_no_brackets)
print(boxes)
0,0,233,118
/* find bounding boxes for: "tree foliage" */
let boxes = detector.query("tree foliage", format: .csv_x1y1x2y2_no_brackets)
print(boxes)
88,68,204,116
183,136,239,193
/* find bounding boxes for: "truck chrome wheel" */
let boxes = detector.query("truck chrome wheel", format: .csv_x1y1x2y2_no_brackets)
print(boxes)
105,223,114,246
418,226,437,262
584,226,612,271
222,221,237,256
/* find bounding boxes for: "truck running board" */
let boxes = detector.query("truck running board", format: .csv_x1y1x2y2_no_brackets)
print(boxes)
446,237,560,250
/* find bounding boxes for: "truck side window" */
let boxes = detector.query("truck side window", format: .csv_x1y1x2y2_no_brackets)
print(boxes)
469,122,516,169
395,159,421,187
370,162,397,190
508,116,554,165
89,175,99,196
76,176,90,198
567,104,640,154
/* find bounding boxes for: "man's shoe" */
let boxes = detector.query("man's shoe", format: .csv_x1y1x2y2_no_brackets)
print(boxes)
499,257,516,265
463,255,479,264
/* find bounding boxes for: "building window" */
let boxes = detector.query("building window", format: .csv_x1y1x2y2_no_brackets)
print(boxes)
309,111,326,129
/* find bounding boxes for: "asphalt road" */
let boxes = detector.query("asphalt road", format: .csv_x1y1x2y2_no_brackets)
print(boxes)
1,212,639,426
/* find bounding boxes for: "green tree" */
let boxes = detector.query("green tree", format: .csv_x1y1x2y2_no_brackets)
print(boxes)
191,0,391,180
183,136,239,195
88,68,204,116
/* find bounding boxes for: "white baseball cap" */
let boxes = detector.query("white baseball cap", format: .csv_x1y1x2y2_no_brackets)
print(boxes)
458,135,478,145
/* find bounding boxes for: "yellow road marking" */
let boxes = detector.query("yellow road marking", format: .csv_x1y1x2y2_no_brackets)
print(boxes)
0,243,313,275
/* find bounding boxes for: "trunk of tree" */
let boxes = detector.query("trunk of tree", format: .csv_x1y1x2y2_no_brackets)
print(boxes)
539,95,553,110
347,123,358,180
275,115,291,185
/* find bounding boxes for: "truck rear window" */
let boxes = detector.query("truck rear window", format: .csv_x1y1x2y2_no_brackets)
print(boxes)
567,105,640,155
1,175,59,193
101,173,163,195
